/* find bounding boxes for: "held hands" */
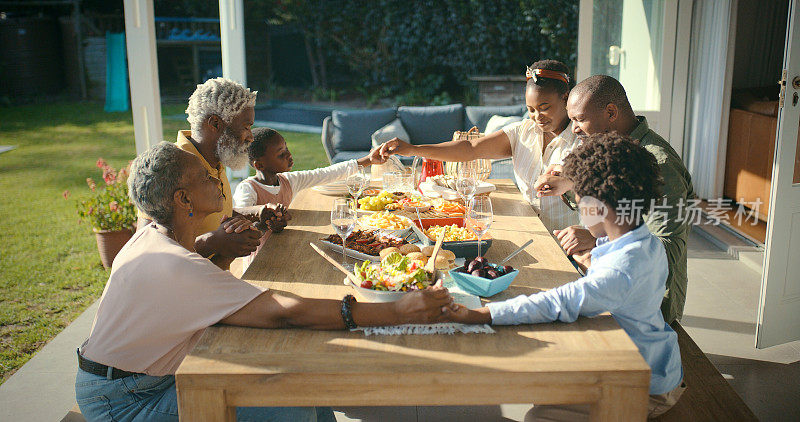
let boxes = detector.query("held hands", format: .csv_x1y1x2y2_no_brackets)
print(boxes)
211,215,261,257
553,225,597,256
378,137,414,160
256,203,291,233
439,303,492,324
572,250,592,272
534,164,573,198
222,215,257,233
357,146,389,167
201,205,291,261
393,282,456,324
544,164,564,176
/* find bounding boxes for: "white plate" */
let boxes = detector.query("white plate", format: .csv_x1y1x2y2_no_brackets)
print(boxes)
311,180,350,195
418,180,496,201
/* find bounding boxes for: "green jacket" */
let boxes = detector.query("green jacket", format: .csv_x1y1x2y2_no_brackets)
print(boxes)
630,117,695,323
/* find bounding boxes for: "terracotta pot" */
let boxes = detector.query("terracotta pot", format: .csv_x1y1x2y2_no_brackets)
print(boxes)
94,227,134,269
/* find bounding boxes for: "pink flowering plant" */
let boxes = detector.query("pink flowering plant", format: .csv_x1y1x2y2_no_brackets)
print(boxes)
64,158,137,232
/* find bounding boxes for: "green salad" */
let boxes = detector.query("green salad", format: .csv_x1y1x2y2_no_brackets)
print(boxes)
354,252,433,291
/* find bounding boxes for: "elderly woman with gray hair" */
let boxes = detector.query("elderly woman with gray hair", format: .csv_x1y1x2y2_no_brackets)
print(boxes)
76,142,454,422
137,77,290,271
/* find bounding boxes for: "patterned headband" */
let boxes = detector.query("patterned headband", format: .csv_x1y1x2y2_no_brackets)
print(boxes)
525,66,570,84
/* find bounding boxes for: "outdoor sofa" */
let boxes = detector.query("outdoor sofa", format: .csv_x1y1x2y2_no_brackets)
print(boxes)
320,103,528,180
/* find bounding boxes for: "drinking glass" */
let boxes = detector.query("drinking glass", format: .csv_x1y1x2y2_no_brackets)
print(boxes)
346,165,369,211
467,196,493,257
456,162,477,204
398,172,414,193
331,198,357,266
383,171,400,192
448,159,491,181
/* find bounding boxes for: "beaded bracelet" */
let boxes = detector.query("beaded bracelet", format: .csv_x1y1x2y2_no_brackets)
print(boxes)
340,294,358,329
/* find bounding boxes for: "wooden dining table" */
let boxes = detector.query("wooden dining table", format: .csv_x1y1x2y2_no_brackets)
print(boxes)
175,179,651,421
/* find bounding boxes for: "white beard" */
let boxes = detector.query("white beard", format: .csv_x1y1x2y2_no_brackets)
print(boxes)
216,128,250,170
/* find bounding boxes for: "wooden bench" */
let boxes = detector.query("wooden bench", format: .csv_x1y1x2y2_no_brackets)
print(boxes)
653,322,757,421
62,323,757,422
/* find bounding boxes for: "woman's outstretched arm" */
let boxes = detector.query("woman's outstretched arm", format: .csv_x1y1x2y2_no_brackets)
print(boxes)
378,130,513,162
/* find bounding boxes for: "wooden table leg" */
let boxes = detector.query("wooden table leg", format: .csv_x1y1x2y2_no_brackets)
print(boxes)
589,384,649,421
178,389,235,422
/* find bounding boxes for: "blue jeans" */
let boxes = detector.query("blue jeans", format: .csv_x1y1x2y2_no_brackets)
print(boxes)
75,369,335,422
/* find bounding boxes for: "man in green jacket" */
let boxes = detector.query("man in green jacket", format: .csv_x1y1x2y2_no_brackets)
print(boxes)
535,75,695,323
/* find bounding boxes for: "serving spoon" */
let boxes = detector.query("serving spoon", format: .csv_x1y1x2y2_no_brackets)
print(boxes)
497,239,534,266
310,242,359,286
425,226,448,273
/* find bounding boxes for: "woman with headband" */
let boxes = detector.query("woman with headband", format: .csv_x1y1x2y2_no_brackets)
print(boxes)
379,60,580,232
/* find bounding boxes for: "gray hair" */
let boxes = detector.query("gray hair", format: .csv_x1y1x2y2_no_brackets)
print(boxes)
128,142,188,225
185,77,257,134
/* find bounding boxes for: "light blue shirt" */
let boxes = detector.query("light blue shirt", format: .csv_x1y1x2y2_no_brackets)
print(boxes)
487,224,683,394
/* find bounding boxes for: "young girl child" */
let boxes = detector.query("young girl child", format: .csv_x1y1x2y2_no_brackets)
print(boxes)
233,127,384,269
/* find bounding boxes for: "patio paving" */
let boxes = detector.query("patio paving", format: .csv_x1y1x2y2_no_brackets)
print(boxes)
0,301,98,422
1,230,798,421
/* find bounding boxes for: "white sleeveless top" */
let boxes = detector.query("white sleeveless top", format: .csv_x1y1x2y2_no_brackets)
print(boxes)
502,119,581,232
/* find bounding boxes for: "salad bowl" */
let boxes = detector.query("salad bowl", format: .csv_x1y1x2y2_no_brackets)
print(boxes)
346,252,446,302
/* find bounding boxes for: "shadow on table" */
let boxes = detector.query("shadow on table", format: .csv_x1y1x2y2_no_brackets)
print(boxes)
281,208,334,226
487,194,538,219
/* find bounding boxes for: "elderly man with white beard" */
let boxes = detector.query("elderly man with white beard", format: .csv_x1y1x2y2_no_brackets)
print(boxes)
137,77,289,270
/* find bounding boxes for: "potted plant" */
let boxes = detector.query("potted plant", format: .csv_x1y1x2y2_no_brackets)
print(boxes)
64,158,137,268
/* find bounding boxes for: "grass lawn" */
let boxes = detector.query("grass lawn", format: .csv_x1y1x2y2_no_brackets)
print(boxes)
0,101,327,385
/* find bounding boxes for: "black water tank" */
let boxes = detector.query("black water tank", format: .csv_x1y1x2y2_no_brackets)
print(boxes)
0,17,64,97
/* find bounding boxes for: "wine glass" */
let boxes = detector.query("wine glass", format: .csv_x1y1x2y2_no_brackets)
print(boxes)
456,162,477,204
467,196,493,257
346,165,368,212
331,198,357,266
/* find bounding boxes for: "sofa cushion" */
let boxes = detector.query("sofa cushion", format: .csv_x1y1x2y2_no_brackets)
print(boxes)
331,150,370,164
398,104,464,144
332,108,397,153
371,118,410,149
484,114,524,134
464,105,527,132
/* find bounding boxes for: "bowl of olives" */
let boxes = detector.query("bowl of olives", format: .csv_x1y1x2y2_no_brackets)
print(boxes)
449,257,518,297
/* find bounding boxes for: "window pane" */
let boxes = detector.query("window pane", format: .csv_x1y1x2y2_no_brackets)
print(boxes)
590,0,664,111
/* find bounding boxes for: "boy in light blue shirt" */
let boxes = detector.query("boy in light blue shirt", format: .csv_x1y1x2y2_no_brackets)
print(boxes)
444,133,685,418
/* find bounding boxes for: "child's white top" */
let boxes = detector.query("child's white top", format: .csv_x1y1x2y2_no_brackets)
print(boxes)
487,223,683,395
233,160,357,208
